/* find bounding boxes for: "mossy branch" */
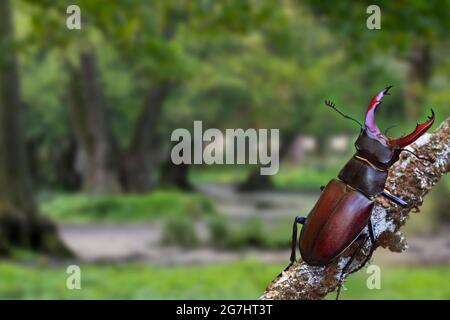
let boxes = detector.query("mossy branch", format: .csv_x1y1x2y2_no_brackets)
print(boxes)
261,117,450,300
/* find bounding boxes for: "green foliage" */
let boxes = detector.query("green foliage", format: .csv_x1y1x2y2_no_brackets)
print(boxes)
190,160,346,192
40,191,216,223
22,51,69,143
304,0,450,56
160,0,370,138
226,217,266,249
207,215,232,249
0,262,448,299
273,164,339,191
341,265,450,300
207,216,289,250
13,0,449,194
191,166,250,184
161,216,200,248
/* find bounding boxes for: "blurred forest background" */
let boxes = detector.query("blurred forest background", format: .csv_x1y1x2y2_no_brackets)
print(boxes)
0,0,449,299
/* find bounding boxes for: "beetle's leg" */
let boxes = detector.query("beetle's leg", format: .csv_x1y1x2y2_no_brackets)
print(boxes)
284,216,306,271
355,219,375,242
360,219,376,265
400,148,434,163
337,219,378,300
368,218,375,245
350,219,377,274
336,237,369,300
355,219,375,243
381,190,408,207
355,233,366,241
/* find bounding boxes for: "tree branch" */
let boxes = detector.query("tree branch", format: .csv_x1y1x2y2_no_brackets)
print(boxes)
261,117,450,300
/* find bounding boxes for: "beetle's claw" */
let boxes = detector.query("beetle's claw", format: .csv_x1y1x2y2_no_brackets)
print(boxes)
365,87,392,135
388,107,435,147
428,108,435,120
384,85,393,94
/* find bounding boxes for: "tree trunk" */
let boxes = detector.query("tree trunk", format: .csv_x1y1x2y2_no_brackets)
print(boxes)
404,42,432,120
27,134,80,190
160,161,193,191
67,51,172,194
121,81,171,193
238,132,295,192
50,136,81,191
261,118,450,299
67,50,121,194
0,0,70,256
238,169,275,192
26,135,42,187
315,134,328,157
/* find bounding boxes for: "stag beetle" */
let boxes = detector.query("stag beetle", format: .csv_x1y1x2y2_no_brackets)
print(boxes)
287,86,435,299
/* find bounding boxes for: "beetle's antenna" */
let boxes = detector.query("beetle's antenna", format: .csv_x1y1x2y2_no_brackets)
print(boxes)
400,148,434,163
325,100,363,128
384,124,398,135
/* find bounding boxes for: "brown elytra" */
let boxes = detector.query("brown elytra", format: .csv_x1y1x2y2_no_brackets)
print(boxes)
299,179,373,265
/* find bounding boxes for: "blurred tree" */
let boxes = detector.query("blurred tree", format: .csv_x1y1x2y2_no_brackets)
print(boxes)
93,0,264,191
159,1,354,190
304,0,450,120
19,0,122,193
18,0,447,194
86,0,275,191
23,0,162,193
23,0,260,192
66,50,121,194
0,0,69,255
17,44,80,190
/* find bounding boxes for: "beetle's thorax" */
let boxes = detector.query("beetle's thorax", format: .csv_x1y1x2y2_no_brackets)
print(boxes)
338,129,401,197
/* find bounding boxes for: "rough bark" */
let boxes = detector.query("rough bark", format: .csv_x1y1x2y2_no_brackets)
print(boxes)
121,81,171,193
0,0,70,256
261,117,450,300
67,50,121,194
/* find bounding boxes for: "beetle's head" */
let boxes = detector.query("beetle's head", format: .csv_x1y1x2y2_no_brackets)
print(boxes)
356,86,435,167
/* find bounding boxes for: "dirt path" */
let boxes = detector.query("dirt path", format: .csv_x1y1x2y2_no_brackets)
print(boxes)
61,223,293,265
196,183,319,221
59,223,450,266
59,183,450,266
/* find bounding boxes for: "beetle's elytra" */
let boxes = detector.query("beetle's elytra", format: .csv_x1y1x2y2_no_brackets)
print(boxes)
299,179,374,266
288,86,435,298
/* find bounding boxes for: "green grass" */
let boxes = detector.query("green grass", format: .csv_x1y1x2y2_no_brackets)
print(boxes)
0,261,448,299
190,166,250,184
190,161,345,191
273,165,337,191
207,216,293,250
342,265,450,300
39,161,346,223
39,191,216,223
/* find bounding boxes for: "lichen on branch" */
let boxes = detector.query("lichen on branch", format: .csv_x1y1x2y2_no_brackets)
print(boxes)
261,118,450,300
